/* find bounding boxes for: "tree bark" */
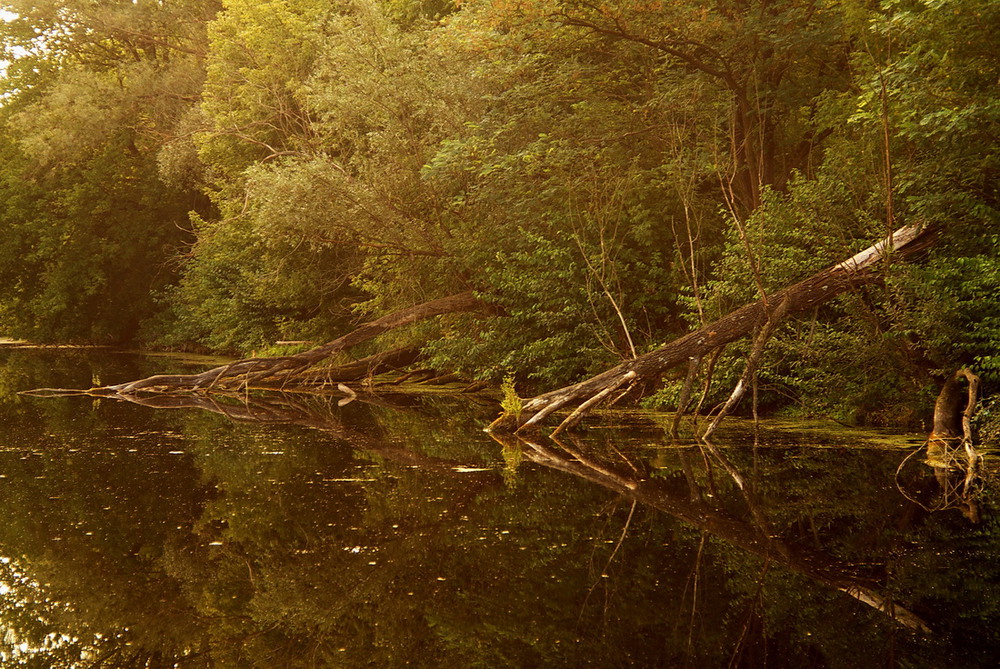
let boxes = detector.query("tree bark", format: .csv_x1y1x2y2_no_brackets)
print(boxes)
921,367,982,521
930,367,980,444
490,223,938,434
701,296,791,441
276,346,424,386
103,291,484,394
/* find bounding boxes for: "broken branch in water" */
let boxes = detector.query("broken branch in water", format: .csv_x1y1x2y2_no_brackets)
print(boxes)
22,292,485,398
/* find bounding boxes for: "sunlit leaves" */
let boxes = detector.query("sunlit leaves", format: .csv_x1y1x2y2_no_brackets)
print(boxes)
0,1,214,342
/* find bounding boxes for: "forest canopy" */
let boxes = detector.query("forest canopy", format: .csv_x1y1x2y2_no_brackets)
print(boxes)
2,0,999,426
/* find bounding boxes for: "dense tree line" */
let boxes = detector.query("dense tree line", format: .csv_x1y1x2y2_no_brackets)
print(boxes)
2,0,999,424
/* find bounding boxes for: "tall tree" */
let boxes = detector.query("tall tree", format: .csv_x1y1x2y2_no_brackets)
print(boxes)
0,0,219,342
544,0,851,213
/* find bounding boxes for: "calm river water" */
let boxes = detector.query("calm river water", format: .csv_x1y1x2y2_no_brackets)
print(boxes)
1,347,998,667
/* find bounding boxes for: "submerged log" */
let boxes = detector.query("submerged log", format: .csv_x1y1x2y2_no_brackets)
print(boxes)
490,223,938,434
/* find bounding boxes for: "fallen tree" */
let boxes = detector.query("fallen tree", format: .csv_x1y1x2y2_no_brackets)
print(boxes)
84,291,484,395
490,223,939,435
23,225,939,425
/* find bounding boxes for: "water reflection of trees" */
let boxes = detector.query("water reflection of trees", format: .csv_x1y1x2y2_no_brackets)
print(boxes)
2,389,998,667
509,433,931,629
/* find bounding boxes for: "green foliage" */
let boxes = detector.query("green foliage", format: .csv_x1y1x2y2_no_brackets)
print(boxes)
3,0,1000,422
703,177,873,317
198,0,327,175
412,14,710,384
892,244,1000,376
426,220,677,387
974,395,1000,446
151,210,357,354
0,127,195,343
380,0,457,26
679,0,1000,422
0,0,213,343
499,374,522,419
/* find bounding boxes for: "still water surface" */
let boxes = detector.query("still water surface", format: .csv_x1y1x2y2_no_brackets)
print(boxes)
1,348,998,667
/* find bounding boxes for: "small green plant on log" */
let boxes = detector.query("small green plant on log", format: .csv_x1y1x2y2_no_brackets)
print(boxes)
500,374,523,420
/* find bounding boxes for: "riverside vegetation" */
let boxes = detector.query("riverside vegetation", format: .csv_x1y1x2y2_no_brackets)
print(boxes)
2,0,1000,430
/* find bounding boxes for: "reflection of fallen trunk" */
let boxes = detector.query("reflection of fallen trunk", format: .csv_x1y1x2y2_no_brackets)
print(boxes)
98,389,489,474
495,433,930,633
63,387,930,633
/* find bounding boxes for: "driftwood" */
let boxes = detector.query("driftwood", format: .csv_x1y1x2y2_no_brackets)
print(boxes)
81,291,482,395
490,223,938,435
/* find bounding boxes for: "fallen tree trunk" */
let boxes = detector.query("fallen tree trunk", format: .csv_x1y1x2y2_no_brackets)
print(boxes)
490,223,938,434
272,345,424,386
102,291,483,394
